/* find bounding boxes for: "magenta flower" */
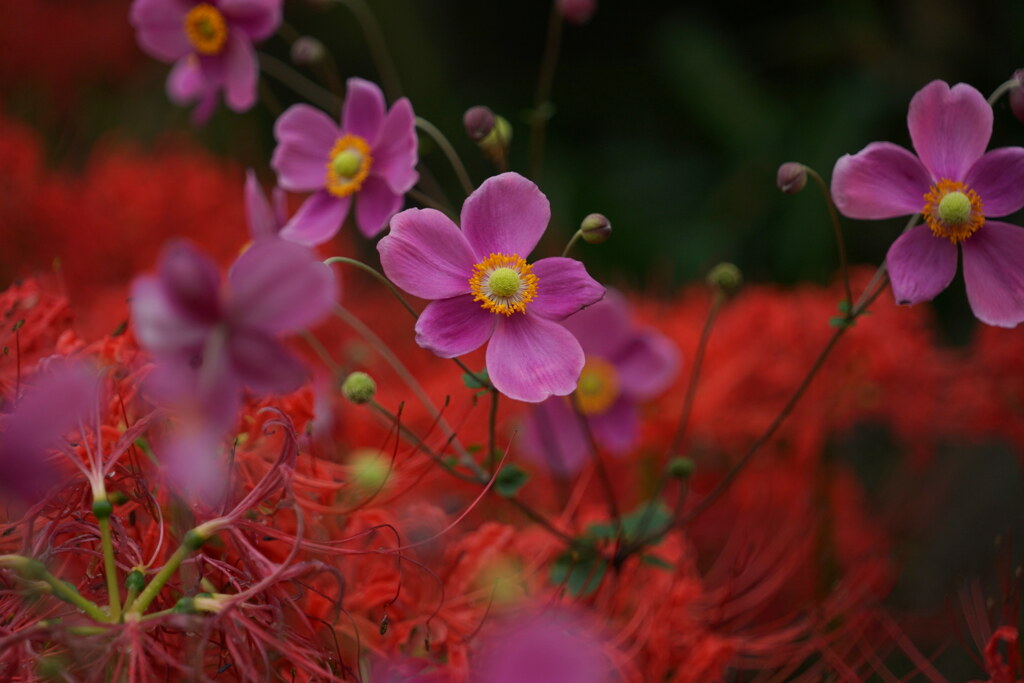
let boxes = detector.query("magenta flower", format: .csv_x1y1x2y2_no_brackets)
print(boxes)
524,291,679,474
831,80,1024,327
271,78,418,244
378,172,605,403
245,168,287,241
130,239,336,429
130,0,281,121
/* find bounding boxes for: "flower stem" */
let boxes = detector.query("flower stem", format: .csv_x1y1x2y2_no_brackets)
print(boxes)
367,399,483,482
415,117,475,197
668,290,724,457
528,3,564,180
335,0,403,101
487,389,500,474
129,528,208,617
97,517,122,622
40,572,110,623
988,78,1018,107
561,229,583,258
324,257,420,320
805,167,853,309
257,52,341,116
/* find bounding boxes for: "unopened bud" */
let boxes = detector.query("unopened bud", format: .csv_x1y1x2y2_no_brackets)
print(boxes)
126,569,146,593
580,213,611,244
776,162,807,194
1009,70,1024,125
479,116,512,158
342,371,376,404
557,0,597,24
291,37,326,66
667,456,695,479
706,262,743,295
349,448,391,493
463,106,496,142
91,499,113,520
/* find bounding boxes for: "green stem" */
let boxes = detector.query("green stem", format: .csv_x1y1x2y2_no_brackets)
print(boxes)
129,542,194,616
561,230,583,258
415,117,475,197
323,257,420,320
805,167,853,309
988,78,1018,106
97,517,122,622
528,3,564,180
335,0,403,101
487,389,500,473
368,400,484,482
408,188,456,218
39,573,110,623
257,52,341,116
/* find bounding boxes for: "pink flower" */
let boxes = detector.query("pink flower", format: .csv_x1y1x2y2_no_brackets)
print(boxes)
130,239,336,429
378,172,605,403
271,78,418,243
557,0,596,24
831,80,1024,327
130,0,282,122
244,168,287,241
523,291,679,473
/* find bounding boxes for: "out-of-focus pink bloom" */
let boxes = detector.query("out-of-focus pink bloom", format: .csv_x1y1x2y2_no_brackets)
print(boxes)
524,291,679,473
0,361,98,503
378,172,605,402
557,0,596,24
271,78,418,243
831,80,1024,327
475,610,611,683
245,168,288,241
130,239,336,430
130,0,282,121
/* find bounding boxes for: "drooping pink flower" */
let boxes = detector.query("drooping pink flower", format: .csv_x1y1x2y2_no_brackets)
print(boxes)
831,80,1024,327
244,168,287,241
130,238,336,430
130,0,282,122
378,172,605,402
523,291,679,473
271,78,418,243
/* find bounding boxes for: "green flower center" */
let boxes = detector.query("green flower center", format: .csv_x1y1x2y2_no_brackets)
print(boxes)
938,191,972,226
487,267,521,298
331,150,363,179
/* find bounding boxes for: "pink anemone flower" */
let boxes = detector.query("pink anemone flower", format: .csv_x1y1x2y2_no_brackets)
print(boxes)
831,80,1024,327
244,168,287,241
271,78,418,244
378,172,605,403
130,0,282,122
524,291,679,474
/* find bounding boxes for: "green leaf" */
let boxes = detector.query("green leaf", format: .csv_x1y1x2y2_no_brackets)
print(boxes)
494,464,528,498
585,500,672,545
549,548,607,598
461,369,489,389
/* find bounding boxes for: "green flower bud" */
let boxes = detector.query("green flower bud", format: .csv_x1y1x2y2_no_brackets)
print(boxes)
349,448,391,493
579,213,611,244
183,529,208,551
667,456,695,479
291,36,326,66
479,116,512,157
342,371,377,404
126,569,146,593
706,262,743,295
91,499,113,520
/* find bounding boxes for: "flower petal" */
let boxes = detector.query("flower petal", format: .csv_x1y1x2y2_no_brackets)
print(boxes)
371,97,419,194
528,257,605,320
219,0,281,40
612,331,680,400
831,142,932,219
964,147,1024,217
561,291,633,357
158,240,223,323
272,104,338,191
227,239,336,333
461,173,550,260
342,78,386,141
167,56,206,104
228,329,308,394
354,174,402,238
522,398,588,475
908,80,992,181
130,0,192,62
885,224,958,305
962,221,1024,328
378,208,476,300
131,276,212,355
487,314,584,403
220,33,258,112
279,190,350,246
245,169,277,240
414,295,497,358
589,396,640,454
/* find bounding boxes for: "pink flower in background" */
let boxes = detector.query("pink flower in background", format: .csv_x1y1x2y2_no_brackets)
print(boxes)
130,239,336,430
831,80,1024,327
378,172,605,402
244,168,288,241
524,291,679,474
271,78,418,243
130,0,282,122
557,0,597,25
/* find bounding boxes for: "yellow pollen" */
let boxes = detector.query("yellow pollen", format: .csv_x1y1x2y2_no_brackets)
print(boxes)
469,253,538,316
324,134,373,198
922,179,984,244
184,4,228,55
575,357,619,415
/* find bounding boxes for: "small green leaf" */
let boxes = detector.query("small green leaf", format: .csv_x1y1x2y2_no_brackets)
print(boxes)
462,369,489,389
494,464,528,498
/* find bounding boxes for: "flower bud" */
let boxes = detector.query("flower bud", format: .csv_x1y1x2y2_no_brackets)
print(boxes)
342,371,377,404
1010,70,1024,125
579,213,611,244
291,36,326,66
479,116,512,158
463,106,496,142
349,448,391,493
126,569,146,593
776,162,807,194
667,456,695,479
706,262,743,295
557,0,596,24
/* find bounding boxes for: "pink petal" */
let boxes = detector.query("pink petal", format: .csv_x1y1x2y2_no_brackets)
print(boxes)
414,295,497,358
158,240,223,323
245,169,277,240
220,33,258,112
342,78,386,142
378,208,476,300
562,291,634,357
131,276,213,355
965,147,1024,217
529,257,605,321
962,221,1024,328
219,0,281,40
612,331,680,399
371,97,418,194
522,398,588,475
908,80,992,181
227,239,337,333
461,173,550,260
167,56,206,104
228,329,308,394
831,142,932,219
272,104,338,191
279,190,350,246
354,174,403,238
589,396,640,454
487,315,584,403
885,224,958,305
130,0,192,62
160,425,228,508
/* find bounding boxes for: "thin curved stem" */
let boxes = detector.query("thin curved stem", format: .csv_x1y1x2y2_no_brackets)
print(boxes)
324,257,420,320
98,517,122,621
528,3,564,180
257,52,341,116
561,230,583,258
805,167,853,308
367,400,482,482
416,117,475,197
335,0,403,101
988,78,1018,107
668,291,724,457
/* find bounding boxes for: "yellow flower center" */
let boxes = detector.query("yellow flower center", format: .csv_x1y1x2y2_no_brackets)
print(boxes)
922,179,984,244
469,253,538,316
575,357,619,415
184,4,228,56
324,134,373,198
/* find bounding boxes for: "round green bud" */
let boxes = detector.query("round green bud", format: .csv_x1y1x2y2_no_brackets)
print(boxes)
107,490,130,506
291,36,326,66
667,456,696,479
21,557,48,581
776,162,807,194
342,371,377,404
173,597,197,613
126,569,146,593
91,499,113,519
349,448,391,493
706,262,743,295
463,106,496,142
580,213,612,244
